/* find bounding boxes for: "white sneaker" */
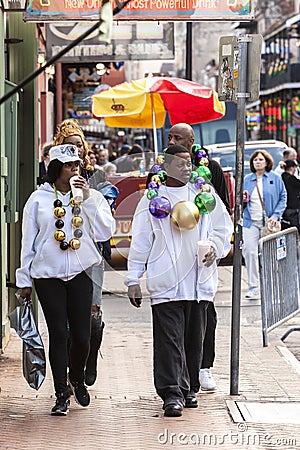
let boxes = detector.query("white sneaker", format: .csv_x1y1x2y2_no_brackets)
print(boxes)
199,368,216,391
245,289,260,299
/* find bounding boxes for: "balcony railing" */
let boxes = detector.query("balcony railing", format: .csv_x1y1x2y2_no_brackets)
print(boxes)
260,63,300,90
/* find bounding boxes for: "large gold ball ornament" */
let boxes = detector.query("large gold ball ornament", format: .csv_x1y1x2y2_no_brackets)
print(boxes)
54,207,66,218
71,216,84,227
54,230,66,242
69,238,81,250
171,201,200,230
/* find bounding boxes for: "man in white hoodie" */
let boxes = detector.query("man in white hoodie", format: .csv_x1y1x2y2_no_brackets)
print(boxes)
125,145,233,417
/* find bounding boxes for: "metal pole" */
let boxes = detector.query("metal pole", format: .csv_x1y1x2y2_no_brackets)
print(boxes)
55,62,63,125
230,35,250,395
186,22,192,81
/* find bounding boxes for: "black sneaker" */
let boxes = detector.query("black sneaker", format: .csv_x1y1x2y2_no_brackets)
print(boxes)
69,378,90,407
51,393,70,416
184,390,198,408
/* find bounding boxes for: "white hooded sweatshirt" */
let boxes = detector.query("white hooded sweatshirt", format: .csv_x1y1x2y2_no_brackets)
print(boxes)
16,183,116,287
125,183,233,304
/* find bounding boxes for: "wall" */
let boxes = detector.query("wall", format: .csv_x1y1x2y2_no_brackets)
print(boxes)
0,13,38,350
0,11,8,349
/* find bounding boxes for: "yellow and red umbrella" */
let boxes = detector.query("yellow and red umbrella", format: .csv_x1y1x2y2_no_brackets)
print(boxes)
92,76,225,126
91,76,225,153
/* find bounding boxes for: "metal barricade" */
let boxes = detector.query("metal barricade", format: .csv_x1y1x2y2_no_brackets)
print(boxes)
258,227,300,346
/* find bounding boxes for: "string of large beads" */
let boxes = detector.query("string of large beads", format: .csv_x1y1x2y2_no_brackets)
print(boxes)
53,197,83,251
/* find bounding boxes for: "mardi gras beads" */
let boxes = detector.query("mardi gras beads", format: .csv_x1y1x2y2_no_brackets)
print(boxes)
53,186,84,250
147,150,216,226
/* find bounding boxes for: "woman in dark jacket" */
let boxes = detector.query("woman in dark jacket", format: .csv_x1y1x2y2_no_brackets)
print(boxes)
281,159,300,232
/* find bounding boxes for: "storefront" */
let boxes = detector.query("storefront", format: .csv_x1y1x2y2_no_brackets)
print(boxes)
259,14,300,148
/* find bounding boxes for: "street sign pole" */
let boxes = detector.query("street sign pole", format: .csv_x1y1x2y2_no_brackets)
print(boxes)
218,33,262,395
230,35,250,396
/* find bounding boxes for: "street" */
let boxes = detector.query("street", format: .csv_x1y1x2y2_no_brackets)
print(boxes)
1,266,300,449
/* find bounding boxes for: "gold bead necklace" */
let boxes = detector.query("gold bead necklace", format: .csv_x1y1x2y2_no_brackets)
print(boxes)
53,185,83,250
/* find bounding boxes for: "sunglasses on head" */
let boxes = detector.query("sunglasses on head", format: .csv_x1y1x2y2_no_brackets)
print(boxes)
60,145,76,156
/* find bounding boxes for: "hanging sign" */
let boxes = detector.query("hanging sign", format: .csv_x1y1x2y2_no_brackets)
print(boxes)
24,0,254,22
46,22,174,62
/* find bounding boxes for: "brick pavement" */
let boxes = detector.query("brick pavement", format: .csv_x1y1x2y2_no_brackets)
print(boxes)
1,267,300,449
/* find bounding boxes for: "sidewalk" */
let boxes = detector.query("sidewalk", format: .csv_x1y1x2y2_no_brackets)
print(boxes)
1,267,300,449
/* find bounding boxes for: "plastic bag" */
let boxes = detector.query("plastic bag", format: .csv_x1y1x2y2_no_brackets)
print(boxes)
8,296,46,390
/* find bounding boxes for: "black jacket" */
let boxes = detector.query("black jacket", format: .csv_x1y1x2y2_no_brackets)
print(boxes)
282,172,300,210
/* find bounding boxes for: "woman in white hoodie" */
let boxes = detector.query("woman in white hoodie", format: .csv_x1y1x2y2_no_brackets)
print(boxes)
16,144,115,416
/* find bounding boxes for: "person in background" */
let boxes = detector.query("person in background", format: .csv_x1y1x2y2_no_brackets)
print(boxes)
126,145,233,417
116,144,144,173
281,159,300,232
115,144,131,173
103,162,117,178
167,122,230,392
243,150,287,299
88,150,101,170
274,147,299,177
16,144,115,416
128,144,144,170
107,142,118,162
91,143,101,153
86,169,119,385
53,119,94,181
97,148,110,169
38,142,52,185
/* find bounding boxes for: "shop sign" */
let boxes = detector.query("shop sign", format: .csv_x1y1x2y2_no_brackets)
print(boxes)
46,22,174,62
24,0,254,22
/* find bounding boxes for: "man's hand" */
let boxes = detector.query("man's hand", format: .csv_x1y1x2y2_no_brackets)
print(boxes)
202,246,217,267
128,284,142,308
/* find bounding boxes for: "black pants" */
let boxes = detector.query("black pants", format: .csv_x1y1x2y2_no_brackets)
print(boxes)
152,300,208,405
201,302,217,369
34,271,93,395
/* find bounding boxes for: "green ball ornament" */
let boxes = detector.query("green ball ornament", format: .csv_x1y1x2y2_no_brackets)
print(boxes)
192,143,201,155
196,192,216,213
147,189,158,200
194,194,208,214
157,170,167,183
189,171,199,183
196,165,212,183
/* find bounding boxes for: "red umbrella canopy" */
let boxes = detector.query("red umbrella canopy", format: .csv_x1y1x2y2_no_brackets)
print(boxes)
147,77,225,125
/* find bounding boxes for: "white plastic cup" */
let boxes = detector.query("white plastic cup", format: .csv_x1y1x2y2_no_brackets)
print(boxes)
197,240,211,267
70,176,83,203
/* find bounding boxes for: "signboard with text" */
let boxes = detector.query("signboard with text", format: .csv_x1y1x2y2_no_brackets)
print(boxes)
25,0,254,22
46,22,174,62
